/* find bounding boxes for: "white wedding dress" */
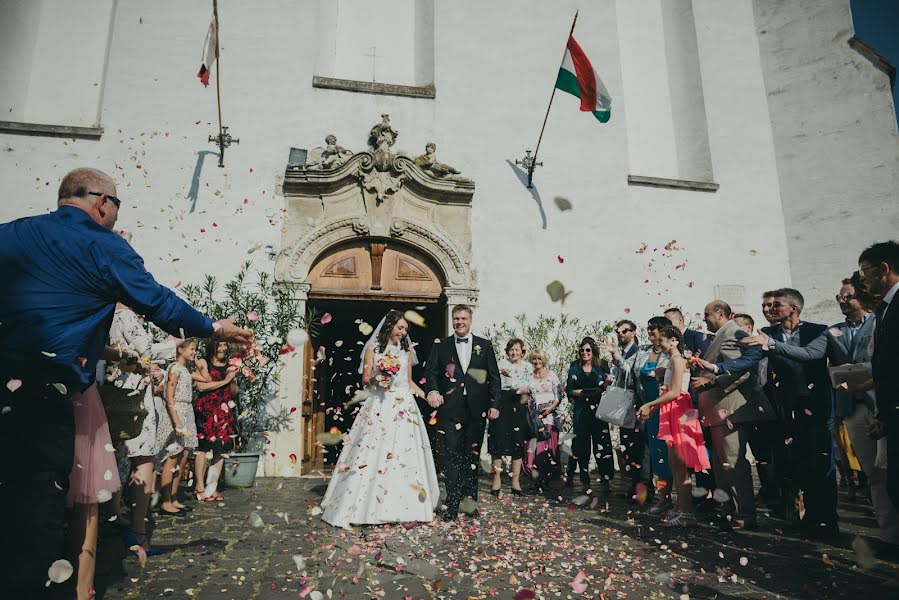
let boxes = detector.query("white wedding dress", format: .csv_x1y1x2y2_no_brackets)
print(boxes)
321,344,440,528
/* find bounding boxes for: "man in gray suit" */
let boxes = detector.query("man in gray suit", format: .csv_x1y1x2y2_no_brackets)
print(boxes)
692,300,774,530
742,274,899,545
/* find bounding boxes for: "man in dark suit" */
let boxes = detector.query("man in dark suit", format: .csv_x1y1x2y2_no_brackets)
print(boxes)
758,288,838,538
744,274,899,544
424,304,501,521
859,241,899,513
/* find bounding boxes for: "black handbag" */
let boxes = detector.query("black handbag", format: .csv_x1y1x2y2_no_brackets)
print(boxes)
98,384,149,442
526,403,551,441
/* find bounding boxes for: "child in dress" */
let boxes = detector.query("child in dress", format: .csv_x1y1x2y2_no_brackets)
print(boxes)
159,338,201,516
637,326,710,527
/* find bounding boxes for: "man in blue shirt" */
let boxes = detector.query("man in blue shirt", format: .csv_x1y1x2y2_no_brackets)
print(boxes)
0,168,252,598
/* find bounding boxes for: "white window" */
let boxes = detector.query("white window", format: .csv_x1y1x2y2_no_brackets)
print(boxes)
314,0,435,97
0,0,115,133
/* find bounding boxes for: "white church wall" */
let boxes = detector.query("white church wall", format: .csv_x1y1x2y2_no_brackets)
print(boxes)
754,0,899,323
0,0,805,475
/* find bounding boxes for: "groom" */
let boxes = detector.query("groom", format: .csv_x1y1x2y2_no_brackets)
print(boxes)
425,304,501,520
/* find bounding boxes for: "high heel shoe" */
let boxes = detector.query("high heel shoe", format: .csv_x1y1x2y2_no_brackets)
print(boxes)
510,488,524,496
490,488,501,497
125,531,162,556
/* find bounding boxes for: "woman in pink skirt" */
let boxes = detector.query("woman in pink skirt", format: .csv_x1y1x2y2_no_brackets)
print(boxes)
637,326,710,527
67,379,122,600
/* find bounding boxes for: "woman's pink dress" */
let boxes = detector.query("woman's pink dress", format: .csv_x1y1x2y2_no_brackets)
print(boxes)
67,384,121,506
657,388,711,473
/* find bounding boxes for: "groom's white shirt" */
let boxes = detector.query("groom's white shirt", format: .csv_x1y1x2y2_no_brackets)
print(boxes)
455,333,472,373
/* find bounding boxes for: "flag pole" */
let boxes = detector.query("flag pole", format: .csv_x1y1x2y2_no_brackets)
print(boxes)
526,10,578,187
207,0,238,167
212,0,224,166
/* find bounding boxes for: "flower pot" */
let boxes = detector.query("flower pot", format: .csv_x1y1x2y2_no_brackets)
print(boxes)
222,452,261,488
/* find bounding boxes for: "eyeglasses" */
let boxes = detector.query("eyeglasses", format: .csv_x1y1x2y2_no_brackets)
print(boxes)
835,293,856,302
857,264,878,277
578,348,592,354
616,328,634,335
761,302,775,309
88,191,121,209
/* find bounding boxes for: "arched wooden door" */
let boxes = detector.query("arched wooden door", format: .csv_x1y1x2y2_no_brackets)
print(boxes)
300,240,446,474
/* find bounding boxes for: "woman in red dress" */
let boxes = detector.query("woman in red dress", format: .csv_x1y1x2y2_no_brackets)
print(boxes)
193,337,239,501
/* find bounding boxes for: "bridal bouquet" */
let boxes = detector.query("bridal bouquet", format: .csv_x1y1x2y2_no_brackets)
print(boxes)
374,351,402,390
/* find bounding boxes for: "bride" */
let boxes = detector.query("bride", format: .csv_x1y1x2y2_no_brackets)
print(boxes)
320,310,440,528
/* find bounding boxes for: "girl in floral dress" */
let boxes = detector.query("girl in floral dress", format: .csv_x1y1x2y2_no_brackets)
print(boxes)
159,339,200,516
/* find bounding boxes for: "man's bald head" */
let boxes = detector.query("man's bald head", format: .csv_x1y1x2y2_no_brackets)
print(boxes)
58,168,116,203
57,168,119,230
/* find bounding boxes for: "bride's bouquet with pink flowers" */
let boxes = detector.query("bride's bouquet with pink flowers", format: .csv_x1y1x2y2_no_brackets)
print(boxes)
374,351,402,390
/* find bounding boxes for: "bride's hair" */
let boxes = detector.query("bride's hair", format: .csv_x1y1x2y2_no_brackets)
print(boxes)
376,309,410,353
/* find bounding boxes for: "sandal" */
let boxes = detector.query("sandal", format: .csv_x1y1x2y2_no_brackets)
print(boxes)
195,491,214,502
209,492,224,502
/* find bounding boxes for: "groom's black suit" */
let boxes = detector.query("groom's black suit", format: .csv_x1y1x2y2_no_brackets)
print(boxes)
424,334,500,518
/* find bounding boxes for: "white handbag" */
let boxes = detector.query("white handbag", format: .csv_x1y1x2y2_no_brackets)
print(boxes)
596,365,636,428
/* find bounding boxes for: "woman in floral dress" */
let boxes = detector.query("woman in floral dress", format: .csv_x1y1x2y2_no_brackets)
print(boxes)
193,337,239,501
524,348,567,491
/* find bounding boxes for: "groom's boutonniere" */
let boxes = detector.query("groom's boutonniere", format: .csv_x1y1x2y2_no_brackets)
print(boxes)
474,344,482,356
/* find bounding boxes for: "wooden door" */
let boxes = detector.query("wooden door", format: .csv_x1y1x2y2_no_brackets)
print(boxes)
300,339,326,474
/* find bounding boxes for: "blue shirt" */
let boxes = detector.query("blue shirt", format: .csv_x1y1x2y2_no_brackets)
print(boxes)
0,205,214,390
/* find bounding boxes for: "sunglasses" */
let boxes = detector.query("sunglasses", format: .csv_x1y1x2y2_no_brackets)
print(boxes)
88,191,121,209
762,302,788,310
616,328,634,335
578,348,593,354
835,293,856,302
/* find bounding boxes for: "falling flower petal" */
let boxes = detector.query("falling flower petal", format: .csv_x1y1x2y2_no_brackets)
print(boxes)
47,559,74,583
403,310,425,327
320,313,333,324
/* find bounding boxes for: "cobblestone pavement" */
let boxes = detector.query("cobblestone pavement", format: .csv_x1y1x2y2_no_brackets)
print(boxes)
95,476,898,600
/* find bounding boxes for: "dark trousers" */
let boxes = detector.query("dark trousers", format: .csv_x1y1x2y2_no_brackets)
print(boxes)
748,421,780,506
441,414,487,516
619,423,649,492
0,357,76,599
788,405,838,527
886,414,899,512
566,405,614,484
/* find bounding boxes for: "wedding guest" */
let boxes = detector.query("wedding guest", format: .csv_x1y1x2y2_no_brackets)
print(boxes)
637,326,710,527
733,313,778,510
67,378,121,600
743,274,898,544
692,300,773,531
159,339,202,516
664,307,712,355
524,349,566,491
635,317,674,515
107,303,179,554
193,337,240,502
489,339,533,496
565,337,611,492
0,167,252,598
602,321,649,503
666,306,716,505
858,242,899,589
760,288,838,538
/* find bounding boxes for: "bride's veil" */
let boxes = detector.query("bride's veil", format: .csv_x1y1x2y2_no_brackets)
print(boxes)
357,313,421,374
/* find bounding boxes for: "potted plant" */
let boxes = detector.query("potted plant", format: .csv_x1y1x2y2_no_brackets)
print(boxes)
182,262,310,487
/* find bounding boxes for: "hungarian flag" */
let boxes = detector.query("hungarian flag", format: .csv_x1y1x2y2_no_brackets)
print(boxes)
555,34,611,122
197,18,217,87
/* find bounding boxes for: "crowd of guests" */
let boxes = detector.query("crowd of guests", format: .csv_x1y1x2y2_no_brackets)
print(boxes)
0,168,253,599
484,241,899,559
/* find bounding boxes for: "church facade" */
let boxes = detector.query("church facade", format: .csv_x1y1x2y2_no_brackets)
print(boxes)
1,0,897,475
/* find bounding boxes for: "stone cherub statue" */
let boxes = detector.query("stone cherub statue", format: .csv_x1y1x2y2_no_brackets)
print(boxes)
305,134,354,170
415,142,467,181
